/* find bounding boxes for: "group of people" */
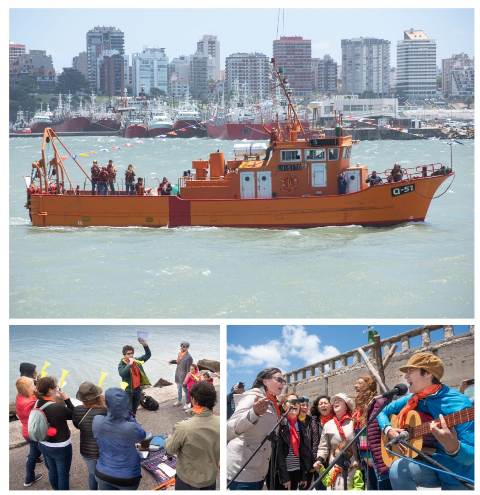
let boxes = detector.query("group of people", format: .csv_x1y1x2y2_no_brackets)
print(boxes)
14,340,219,491
226,351,474,491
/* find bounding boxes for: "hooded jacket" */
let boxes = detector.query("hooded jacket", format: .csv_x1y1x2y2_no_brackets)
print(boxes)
118,345,151,393
227,387,279,483
92,388,146,481
377,385,474,489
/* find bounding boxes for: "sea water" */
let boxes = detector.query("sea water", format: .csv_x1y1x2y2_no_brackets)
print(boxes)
10,136,474,318
9,325,219,401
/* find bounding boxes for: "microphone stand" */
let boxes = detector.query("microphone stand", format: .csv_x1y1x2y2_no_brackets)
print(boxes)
309,395,395,490
227,404,293,489
391,439,474,490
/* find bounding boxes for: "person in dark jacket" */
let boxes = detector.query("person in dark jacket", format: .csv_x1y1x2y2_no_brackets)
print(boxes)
19,362,38,381
169,341,193,406
72,382,107,490
93,387,147,490
35,376,74,490
310,395,334,490
272,393,312,490
337,172,347,194
118,337,151,415
227,382,245,420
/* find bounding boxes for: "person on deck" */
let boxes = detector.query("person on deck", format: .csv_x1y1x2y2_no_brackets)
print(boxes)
91,160,100,195
169,342,193,407
118,337,152,415
337,173,347,194
98,167,109,195
106,160,117,194
135,177,144,195
125,164,136,195
366,171,383,187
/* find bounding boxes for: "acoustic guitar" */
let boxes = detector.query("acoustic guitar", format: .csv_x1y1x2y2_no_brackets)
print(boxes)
381,407,474,467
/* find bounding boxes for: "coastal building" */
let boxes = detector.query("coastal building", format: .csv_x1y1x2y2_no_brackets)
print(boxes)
189,53,215,102
168,55,191,101
72,51,88,79
196,35,221,81
225,52,270,103
273,36,312,97
9,42,26,65
442,53,474,98
10,48,56,91
132,47,169,97
96,50,126,97
86,26,125,93
341,38,390,97
396,29,437,101
312,55,338,95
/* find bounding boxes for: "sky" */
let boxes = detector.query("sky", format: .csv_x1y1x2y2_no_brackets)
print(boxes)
9,8,474,73
227,325,471,390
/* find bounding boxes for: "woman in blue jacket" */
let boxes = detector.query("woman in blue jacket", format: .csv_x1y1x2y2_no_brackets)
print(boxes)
92,388,147,490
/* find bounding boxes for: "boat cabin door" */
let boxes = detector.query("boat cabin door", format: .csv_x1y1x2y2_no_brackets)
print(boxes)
256,171,272,199
346,169,361,193
240,172,256,199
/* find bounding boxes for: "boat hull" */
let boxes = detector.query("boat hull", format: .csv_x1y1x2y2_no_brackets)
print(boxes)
148,125,173,137
124,124,148,138
88,118,121,132
207,121,310,140
28,175,450,228
173,120,207,138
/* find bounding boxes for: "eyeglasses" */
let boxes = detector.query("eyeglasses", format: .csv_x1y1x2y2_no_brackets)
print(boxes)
272,376,286,385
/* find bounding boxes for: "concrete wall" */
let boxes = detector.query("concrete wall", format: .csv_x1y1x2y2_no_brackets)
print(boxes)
288,327,474,400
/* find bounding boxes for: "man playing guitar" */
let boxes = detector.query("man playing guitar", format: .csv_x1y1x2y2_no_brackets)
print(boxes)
377,352,474,490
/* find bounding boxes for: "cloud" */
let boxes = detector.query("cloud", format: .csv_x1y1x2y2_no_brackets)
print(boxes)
228,326,339,372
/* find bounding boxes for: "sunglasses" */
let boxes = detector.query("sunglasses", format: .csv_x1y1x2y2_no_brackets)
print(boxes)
272,376,286,385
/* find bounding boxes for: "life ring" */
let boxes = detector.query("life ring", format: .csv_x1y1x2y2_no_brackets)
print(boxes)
280,175,299,192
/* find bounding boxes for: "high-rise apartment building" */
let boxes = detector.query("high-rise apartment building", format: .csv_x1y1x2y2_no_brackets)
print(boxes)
225,52,270,102
190,53,215,101
72,51,88,79
442,53,474,98
396,29,437,101
9,42,26,65
168,56,191,100
312,55,338,94
196,35,220,81
273,36,312,97
96,50,125,96
341,38,390,96
132,47,169,97
86,26,125,92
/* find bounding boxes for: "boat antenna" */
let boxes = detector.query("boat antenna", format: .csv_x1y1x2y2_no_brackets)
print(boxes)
270,58,306,140
446,140,463,171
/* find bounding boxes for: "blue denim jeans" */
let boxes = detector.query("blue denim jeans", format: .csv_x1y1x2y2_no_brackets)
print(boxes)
82,456,98,490
38,443,72,490
389,458,468,490
177,383,188,403
96,477,141,490
228,480,264,490
25,439,42,484
126,183,135,195
127,388,142,415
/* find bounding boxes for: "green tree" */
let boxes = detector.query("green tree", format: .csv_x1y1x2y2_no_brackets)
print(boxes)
150,87,166,98
56,68,90,95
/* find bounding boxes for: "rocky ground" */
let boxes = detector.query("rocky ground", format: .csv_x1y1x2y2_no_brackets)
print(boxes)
9,380,220,490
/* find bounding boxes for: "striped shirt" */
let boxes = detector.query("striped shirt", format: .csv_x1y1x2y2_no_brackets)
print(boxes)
285,421,300,472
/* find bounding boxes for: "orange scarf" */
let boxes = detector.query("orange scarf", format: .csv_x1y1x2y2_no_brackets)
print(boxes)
130,361,141,389
320,413,334,426
397,384,442,428
287,415,300,456
192,405,207,415
177,350,187,362
333,413,352,441
266,391,282,418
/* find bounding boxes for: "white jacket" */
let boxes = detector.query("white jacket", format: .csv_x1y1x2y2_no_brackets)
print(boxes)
226,388,279,483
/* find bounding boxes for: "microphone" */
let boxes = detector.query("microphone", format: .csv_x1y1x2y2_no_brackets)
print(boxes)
386,430,409,448
289,397,309,405
378,383,409,400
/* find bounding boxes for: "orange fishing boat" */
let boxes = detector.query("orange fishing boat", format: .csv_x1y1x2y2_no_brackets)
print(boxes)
25,61,453,229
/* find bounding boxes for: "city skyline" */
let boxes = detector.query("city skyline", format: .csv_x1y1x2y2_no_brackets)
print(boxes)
10,8,474,73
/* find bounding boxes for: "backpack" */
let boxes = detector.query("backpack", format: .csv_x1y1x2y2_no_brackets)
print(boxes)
140,394,159,411
28,401,54,442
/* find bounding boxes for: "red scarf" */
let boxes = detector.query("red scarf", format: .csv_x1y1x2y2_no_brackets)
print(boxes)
333,413,352,441
130,361,141,389
287,415,300,456
320,413,334,426
352,408,363,429
397,384,442,428
266,391,282,418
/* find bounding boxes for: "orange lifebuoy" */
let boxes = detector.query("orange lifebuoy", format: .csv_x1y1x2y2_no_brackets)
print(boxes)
280,175,298,192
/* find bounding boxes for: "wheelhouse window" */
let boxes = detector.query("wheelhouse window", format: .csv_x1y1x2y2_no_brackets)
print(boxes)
280,149,302,162
343,146,352,159
328,147,339,160
305,148,326,161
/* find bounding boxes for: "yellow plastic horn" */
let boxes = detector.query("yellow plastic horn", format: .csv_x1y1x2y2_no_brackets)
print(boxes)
120,382,129,390
40,360,51,378
98,372,108,388
59,369,70,388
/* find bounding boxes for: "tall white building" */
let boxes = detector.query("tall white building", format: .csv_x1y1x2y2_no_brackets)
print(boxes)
196,35,220,81
132,47,168,97
225,52,270,103
396,29,437,101
168,56,191,100
341,38,390,97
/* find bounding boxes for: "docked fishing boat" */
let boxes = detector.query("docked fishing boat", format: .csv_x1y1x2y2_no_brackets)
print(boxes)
25,61,453,229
